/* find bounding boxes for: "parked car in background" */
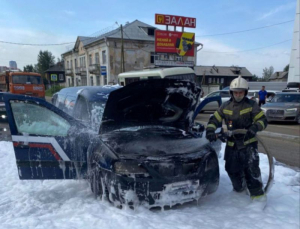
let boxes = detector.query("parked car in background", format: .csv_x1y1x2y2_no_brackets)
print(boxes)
0,93,8,122
52,86,121,132
261,92,300,124
0,101,7,122
2,79,221,208
199,90,230,112
282,82,300,93
247,90,279,103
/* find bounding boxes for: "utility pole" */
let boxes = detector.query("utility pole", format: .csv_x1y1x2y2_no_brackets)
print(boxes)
120,24,125,73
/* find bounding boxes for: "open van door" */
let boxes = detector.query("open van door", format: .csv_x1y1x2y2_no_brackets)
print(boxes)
2,93,96,180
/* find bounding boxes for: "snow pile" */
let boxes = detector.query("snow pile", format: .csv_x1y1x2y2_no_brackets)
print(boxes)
0,141,299,229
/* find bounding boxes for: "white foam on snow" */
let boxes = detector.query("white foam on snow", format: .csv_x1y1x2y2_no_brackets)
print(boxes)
0,141,299,229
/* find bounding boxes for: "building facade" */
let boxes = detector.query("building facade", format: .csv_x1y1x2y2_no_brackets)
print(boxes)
61,20,199,87
194,65,253,88
9,61,17,69
269,71,288,82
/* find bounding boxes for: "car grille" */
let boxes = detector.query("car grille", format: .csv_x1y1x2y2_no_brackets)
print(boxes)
146,159,201,177
267,109,284,118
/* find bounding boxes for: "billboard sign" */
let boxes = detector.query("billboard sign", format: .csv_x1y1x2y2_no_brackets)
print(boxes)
155,30,195,56
155,14,196,28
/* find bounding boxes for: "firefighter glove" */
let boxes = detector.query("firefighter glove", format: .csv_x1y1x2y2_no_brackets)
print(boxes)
244,125,258,142
206,128,217,142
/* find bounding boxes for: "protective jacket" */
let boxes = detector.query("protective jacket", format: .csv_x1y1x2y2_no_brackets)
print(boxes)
206,97,268,148
206,97,268,196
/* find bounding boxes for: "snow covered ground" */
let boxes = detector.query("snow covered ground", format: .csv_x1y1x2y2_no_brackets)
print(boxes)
0,141,299,229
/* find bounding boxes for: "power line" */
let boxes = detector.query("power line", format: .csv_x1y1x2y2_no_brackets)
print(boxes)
196,20,294,37
0,24,118,46
202,39,292,53
0,19,293,46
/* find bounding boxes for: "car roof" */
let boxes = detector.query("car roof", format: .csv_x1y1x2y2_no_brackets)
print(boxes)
78,86,121,102
248,90,279,93
55,86,121,99
276,92,300,95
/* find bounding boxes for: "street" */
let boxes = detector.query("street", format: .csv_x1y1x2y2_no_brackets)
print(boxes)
195,112,300,168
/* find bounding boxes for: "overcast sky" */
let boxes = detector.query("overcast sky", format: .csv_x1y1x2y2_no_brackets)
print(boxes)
0,0,296,77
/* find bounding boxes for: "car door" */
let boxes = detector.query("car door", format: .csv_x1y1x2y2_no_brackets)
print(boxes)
203,91,220,110
220,91,231,104
2,93,96,180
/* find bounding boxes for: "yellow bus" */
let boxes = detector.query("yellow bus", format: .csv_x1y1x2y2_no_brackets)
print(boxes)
118,67,196,86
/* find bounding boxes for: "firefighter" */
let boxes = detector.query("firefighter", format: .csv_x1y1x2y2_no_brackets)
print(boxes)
205,76,268,203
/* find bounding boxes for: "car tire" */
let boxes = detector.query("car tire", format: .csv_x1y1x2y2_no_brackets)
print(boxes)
90,167,103,198
297,115,300,125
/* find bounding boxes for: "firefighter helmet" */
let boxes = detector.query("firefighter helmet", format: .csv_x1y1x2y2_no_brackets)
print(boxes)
230,75,248,92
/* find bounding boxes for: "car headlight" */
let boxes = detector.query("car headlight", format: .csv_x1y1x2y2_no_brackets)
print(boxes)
261,108,266,113
1,114,6,119
285,108,297,113
114,161,147,174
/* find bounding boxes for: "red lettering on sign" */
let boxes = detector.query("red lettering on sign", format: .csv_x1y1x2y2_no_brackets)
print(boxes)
155,14,196,28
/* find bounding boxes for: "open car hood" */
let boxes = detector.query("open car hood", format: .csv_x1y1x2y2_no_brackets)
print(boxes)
99,79,201,134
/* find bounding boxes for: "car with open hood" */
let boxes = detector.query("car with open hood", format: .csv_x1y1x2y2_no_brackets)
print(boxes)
261,92,300,124
1,79,221,208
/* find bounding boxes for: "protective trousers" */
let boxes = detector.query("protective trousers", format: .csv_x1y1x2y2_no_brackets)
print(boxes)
224,142,264,197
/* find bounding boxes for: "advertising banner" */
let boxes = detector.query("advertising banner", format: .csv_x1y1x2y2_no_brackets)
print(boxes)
155,14,196,28
155,30,195,56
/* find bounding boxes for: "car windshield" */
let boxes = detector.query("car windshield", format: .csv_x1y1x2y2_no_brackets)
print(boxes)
12,75,42,85
270,94,300,103
247,92,256,97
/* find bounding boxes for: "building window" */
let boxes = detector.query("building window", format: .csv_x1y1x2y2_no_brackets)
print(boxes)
70,60,73,68
104,75,107,85
59,74,64,81
208,78,212,84
148,28,155,36
102,51,106,64
95,53,99,64
176,56,182,61
80,56,86,67
217,78,219,84
90,76,94,86
150,52,155,64
67,61,69,69
89,54,92,65
75,59,77,68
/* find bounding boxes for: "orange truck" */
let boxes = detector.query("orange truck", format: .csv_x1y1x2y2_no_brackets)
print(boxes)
0,71,45,98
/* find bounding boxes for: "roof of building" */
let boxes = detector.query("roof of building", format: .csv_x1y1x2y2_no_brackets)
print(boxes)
84,20,156,47
45,63,65,72
269,71,288,80
194,65,253,77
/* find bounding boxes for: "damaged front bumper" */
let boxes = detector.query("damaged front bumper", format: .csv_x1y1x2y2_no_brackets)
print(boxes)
102,152,219,208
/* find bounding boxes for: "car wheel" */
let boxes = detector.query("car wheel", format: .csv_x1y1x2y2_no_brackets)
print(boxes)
90,167,103,198
297,115,300,124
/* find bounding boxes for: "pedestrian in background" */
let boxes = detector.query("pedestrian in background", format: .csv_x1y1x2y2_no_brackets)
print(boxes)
258,86,267,107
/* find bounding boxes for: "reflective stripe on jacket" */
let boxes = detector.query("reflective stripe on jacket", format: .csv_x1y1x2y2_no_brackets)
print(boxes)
206,97,268,146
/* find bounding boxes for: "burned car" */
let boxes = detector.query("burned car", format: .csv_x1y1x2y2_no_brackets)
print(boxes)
261,92,300,124
2,79,221,208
